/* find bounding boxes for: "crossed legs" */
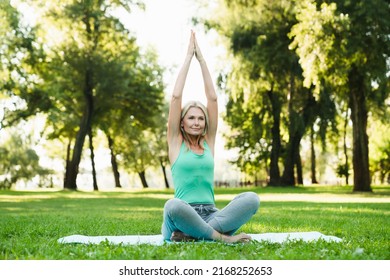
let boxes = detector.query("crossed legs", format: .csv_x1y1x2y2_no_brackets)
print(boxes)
161,192,260,243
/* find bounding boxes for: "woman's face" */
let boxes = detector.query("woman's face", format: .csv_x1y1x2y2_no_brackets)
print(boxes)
181,107,206,136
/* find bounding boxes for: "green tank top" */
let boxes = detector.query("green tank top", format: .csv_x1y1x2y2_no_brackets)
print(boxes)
171,141,215,204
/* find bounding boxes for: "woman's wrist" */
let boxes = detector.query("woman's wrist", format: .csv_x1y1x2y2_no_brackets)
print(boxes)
198,57,205,63
197,57,206,66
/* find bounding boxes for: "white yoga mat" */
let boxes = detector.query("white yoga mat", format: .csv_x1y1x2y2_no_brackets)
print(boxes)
58,231,342,245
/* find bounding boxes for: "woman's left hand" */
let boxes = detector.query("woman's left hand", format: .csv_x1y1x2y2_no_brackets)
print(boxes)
194,32,204,62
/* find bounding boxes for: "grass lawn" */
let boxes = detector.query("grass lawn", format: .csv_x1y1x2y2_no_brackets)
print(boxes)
0,185,389,260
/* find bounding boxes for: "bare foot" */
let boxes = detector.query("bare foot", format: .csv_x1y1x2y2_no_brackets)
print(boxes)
221,233,252,244
170,231,197,242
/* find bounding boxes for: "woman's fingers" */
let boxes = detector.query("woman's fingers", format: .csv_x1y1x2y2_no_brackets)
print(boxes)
193,33,204,61
186,30,195,57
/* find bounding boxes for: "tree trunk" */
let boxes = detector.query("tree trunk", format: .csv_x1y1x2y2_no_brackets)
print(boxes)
160,159,170,189
63,69,94,190
88,128,98,191
63,9,98,190
281,128,302,186
63,138,72,189
267,88,281,186
310,126,319,184
281,82,316,186
281,75,297,186
349,66,371,192
296,152,303,185
343,107,350,185
138,170,149,188
107,134,121,188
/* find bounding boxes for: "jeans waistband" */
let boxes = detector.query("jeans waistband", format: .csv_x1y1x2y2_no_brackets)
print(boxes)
190,203,215,214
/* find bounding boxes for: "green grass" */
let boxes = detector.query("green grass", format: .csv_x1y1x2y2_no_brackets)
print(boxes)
0,185,389,260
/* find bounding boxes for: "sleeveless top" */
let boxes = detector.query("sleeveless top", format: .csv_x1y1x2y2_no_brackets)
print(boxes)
171,141,215,204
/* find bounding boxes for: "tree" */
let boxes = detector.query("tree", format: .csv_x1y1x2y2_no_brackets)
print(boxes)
25,0,164,190
50,0,130,190
116,123,154,188
289,0,390,191
369,121,390,184
112,98,167,189
201,0,323,186
201,0,289,185
0,128,50,189
0,1,46,129
96,47,165,189
1,0,166,190
106,133,122,188
151,102,170,189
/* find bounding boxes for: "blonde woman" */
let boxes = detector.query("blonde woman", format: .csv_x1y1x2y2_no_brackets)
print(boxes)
162,31,260,243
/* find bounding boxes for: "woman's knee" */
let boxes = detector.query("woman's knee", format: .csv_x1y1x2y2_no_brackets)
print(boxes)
242,192,260,212
164,198,188,215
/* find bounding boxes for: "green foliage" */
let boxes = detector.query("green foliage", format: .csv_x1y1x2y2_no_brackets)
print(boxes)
36,0,164,135
288,0,390,191
202,0,327,185
0,186,389,259
369,121,390,184
0,128,51,189
206,0,289,170
117,124,156,173
335,163,349,178
290,0,390,95
289,1,350,90
198,0,390,189
0,1,45,127
1,0,166,189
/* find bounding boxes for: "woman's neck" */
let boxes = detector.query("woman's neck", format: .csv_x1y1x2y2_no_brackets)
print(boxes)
187,135,201,146
185,135,204,153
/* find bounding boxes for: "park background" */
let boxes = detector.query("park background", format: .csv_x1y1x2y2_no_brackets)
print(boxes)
0,0,389,263
1,0,389,192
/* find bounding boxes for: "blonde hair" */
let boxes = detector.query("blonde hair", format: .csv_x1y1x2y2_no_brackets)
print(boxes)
180,101,209,148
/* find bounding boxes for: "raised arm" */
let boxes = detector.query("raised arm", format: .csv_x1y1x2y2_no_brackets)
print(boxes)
194,33,218,153
167,31,195,163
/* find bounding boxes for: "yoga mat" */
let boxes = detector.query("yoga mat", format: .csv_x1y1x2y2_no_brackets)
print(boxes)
58,231,342,245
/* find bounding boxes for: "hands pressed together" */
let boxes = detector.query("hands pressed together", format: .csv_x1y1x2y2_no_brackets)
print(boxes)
186,30,204,63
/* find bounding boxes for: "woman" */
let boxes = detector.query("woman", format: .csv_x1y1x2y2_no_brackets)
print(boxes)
162,31,260,243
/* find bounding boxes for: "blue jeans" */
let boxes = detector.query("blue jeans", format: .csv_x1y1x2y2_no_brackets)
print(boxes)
161,192,260,240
